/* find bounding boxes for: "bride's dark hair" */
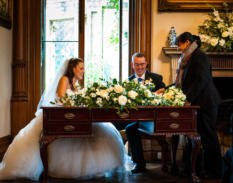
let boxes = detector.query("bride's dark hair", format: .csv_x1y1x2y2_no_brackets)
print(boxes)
64,58,84,90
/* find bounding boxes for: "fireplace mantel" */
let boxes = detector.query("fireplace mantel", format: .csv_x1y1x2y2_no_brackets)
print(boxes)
162,47,233,81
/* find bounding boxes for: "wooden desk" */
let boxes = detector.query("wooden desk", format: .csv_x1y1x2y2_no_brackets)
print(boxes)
40,106,200,181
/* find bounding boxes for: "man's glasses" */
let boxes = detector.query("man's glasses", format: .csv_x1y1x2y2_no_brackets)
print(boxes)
134,63,146,67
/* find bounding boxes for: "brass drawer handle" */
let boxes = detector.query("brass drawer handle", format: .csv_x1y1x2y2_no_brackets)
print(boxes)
169,111,180,119
118,112,130,119
64,113,76,120
169,123,180,129
64,125,76,132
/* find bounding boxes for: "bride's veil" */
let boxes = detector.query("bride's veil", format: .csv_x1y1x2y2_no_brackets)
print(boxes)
35,59,70,116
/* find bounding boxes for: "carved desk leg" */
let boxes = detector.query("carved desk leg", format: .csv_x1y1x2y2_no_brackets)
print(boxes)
40,135,56,180
187,134,201,183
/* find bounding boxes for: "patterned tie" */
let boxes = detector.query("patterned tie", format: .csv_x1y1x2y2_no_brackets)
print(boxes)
138,78,143,82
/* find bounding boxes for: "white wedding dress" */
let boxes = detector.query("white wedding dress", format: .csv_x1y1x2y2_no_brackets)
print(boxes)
0,59,126,181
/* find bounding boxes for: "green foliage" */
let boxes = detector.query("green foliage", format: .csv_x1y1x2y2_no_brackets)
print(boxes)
198,3,233,52
53,79,186,114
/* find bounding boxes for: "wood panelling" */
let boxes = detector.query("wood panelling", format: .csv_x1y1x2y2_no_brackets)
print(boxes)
11,0,41,137
129,0,151,75
0,136,12,160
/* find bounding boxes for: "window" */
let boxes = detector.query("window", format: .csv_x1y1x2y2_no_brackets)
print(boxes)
42,0,129,89
84,0,129,85
41,0,80,89
41,0,151,89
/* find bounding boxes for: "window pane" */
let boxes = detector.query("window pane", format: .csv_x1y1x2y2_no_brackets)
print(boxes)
45,0,79,41
44,42,79,87
42,0,79,89
84,0,120,85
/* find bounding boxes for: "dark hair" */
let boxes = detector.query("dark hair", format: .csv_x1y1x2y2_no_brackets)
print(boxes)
131,52,146,63
64,58,83,90
176,32,202,48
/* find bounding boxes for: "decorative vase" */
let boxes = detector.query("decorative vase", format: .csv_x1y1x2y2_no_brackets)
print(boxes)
168,26,177,47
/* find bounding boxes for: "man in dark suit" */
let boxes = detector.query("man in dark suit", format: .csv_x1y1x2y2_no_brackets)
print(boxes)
126,52,165,173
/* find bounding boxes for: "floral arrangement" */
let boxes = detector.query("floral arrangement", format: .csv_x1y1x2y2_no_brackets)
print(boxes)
198,3,233,52
52,79,186,114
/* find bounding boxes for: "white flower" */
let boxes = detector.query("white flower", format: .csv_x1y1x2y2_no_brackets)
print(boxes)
128,90,138,100
222,31,229,38
106,96,110,101
140,84,147,89
213,10,219,17
118,95,127,106
127,99,131,104
144,89,152,98
96,97,103,107
210,38,219,47
230,27,233,32
199,34,209,43
107,87,114,93
217,23,224,29
66,89,75,96
133,78,138,84
90,93,96,98
114,85,124,93
142,100,145,104
219,39,225,47
151,99,160,105
99,89,109,99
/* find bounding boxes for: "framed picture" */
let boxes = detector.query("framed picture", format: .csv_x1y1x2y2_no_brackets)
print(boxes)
0,0,11,29
158,0,233,12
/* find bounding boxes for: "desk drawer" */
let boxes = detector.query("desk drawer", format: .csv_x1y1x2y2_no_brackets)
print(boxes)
45,109,90,122
44,123,92,135
155,120,193,132
92,108,154,122
156,109,193,120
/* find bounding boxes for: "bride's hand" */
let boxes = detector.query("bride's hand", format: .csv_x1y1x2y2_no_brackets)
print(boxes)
155,88,165,94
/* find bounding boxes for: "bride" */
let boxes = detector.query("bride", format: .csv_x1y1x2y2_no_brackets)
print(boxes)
0,58,126,180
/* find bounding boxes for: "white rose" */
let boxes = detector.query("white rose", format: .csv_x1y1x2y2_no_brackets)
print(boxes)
140,84,147,89
210,38,219,47
213,10,219,17
151,99,160,105
90,93,96,98
222,31,229,38
107,87,114,92
200,34,209,43
96,97,103,107
133,78,138,84
114,85,124,93
118,95,127,106
128,90,138,100
99,89,109,98
219,39,225,47
144,89,152,98
127,99,131,104
66,89,75,96
106,96,110,101
217,23,224,29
